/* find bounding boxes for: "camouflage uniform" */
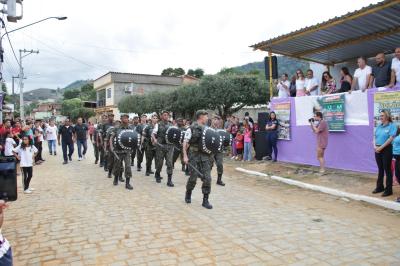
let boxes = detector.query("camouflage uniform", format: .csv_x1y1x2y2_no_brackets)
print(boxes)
211,125,225,186
101,122,114,171
135,123,145,170
92,127,100,163
186,122,213,195
96,124,105,167
110,123,134,189
173,125,186,171
154,120,174,185
143,124,155,175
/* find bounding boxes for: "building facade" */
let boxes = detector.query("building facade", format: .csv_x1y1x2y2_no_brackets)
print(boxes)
94,72,197,118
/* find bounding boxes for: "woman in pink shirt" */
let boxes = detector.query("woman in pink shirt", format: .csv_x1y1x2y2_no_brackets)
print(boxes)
243,120,253,161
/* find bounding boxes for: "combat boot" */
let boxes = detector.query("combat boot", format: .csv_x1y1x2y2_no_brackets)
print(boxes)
107,172,112,178
155,172,162,183
145,169,150,176
137,163,142,171
185,190,192,203
119,175,125,182
181,164,185,172
216,174,225,186
202,194,213,209
167,175,174,187
125,178,133,190
113,175,118,186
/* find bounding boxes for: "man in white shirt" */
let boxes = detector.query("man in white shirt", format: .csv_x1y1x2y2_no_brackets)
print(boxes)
304,69,319,96
277,73,291,98
389,47,400,87
351,56,372,92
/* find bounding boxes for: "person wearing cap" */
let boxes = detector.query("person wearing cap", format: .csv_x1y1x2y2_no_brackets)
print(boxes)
172,118,186,172
101,113,115,172
135,114,147,172
211,115,225,186
129,116,139,166
96,114,108,168
151,110,175,186
105,120,124,182
110,114,134,190
183,110,214,209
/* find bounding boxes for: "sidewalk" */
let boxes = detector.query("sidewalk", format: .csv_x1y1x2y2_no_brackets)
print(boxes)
225,158,400,202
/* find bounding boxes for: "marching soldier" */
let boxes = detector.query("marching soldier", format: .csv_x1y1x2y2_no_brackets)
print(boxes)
211,115,225,186
110,114,134,190
92,123,100,164
183,110,213,209
105,120,124,182
130,116,139,166
101,113,115,172
173,118,186,172
98,114,108,168
135,114,147,171
143,114,158,176
151,110,174,186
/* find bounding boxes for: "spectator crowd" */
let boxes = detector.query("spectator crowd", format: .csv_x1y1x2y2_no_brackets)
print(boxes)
276,48,400,98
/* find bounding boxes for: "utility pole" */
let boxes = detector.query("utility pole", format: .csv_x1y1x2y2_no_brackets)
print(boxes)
19,49,39,120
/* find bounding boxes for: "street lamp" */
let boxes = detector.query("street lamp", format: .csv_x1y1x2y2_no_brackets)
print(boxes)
0,16,67,120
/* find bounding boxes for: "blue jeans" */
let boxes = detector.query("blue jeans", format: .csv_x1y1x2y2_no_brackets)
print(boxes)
48,140,56,153
0,246,13,266
267,131,278,160
77,139,88,158
243,141,252,161
62,141,74,162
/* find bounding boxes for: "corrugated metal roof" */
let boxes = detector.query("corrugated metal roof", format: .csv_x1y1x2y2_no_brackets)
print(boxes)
251,0,400,65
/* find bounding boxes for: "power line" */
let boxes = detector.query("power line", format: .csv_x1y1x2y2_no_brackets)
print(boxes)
3,22,21,68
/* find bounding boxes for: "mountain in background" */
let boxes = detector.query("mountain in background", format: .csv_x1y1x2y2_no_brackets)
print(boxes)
234,56,310,78
21,88,62,102
63,79,93,91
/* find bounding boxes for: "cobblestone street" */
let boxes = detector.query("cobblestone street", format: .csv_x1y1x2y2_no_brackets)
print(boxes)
4,145,400,265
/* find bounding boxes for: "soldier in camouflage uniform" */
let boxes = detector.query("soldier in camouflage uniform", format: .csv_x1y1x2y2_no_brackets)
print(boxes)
135,114,147,171
92,124,100,164
98,114,108,168
130,116,139,166
183,110,213,209
105,120,125,182
172,118,186,172
151,110,174,186
101,113,115,172
211,115,225,186
110,114,134,190
143,114,158,176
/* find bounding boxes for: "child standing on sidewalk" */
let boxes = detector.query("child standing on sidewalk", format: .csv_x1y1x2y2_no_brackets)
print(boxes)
13,136,38,194
235,128,244,161
243,120,253,161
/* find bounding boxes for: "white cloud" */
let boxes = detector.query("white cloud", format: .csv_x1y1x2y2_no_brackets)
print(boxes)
1,0,379,93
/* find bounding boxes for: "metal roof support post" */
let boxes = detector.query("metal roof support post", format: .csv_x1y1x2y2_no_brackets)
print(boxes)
268,50,273,101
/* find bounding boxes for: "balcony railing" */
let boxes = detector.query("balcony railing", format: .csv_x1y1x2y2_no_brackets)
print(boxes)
97,99,106,107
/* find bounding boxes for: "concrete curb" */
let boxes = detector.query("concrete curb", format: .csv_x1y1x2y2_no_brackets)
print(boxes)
235,167,400,212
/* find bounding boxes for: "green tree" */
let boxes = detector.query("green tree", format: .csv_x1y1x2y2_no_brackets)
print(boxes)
61,98,82,117
187,68,205,79
80,83,96,101
118,94,148,115
161,67,185,77
200,74,267,119
63,89,81,100
70,107,95,121
217,67,242,76
25,102,39,116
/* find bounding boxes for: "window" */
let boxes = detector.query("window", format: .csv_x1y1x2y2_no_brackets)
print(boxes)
107,88,112,98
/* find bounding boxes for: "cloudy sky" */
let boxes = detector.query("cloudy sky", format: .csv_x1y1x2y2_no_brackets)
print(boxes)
1,0,378,92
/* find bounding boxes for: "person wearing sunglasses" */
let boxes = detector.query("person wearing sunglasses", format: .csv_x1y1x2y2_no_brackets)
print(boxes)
321,71,337,94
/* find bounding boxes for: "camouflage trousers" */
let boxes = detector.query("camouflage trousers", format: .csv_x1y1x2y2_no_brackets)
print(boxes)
186,151,212,195
113,152,132,179
99,146,105,164
145,145,156,171
93,143,99,161
211,152,224,175
106,149,115,174
155,144,174,176
136,146,145,166
173,146,184,167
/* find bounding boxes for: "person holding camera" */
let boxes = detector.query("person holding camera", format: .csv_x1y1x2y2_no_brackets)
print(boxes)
0,200,13,265
309,112,329,174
